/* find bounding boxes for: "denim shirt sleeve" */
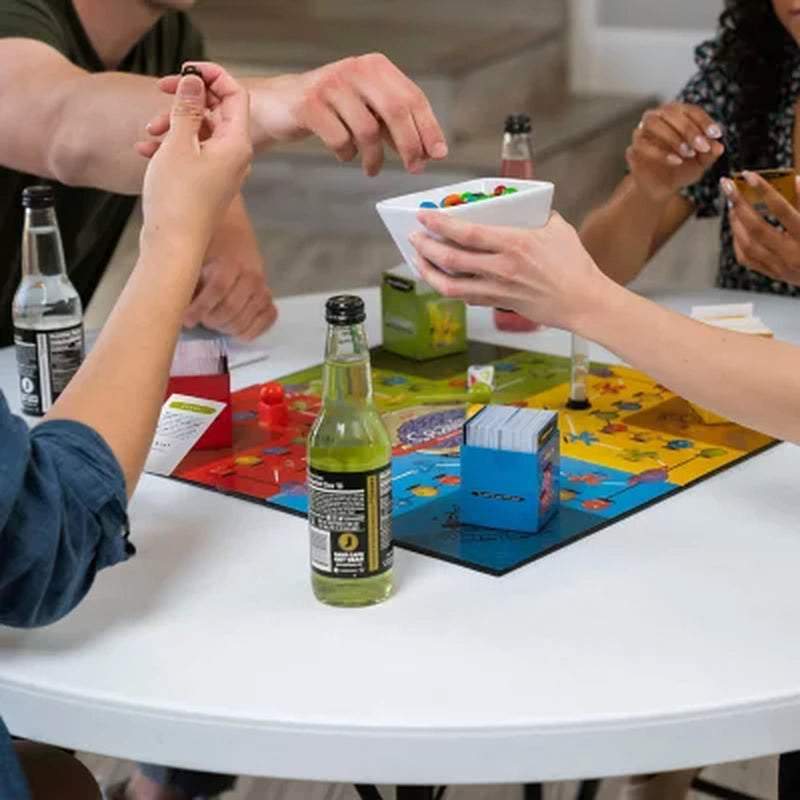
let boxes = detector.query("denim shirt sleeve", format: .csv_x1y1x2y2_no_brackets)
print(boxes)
0,391,134,628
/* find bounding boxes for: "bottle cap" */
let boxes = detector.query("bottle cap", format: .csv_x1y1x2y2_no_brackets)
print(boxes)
326,294,366,325
503,114,532,135
22,185,55,209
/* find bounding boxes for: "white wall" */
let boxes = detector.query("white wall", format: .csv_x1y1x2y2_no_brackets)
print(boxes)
570,0,721,99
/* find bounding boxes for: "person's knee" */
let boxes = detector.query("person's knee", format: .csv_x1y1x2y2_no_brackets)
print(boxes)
14,741,101,800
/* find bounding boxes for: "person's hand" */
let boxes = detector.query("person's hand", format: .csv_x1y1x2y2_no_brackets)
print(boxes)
136,64,253,257
153,56,448,177
721,172,800,285
408,210,609,330
184,249,278,340
628,102,725,203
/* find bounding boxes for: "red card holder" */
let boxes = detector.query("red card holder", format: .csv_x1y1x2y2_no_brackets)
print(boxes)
164,372,232,450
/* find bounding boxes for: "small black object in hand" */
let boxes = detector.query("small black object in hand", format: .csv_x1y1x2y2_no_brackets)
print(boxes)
181,65,202,78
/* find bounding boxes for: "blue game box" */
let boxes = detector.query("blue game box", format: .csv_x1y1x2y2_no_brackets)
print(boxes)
460,407,560,533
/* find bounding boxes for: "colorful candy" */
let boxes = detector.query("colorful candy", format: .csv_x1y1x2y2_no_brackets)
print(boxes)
419,185,520,209
441,193,464,207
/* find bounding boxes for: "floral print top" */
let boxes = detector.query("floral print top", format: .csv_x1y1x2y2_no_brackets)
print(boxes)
678,29,800,294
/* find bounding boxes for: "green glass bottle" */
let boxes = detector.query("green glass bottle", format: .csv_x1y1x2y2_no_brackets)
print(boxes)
308,295,393,607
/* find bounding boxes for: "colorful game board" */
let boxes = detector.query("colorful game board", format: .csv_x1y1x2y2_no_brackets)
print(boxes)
169,342,776,575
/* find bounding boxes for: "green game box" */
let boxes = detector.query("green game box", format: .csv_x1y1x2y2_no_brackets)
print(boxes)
381,264,467,361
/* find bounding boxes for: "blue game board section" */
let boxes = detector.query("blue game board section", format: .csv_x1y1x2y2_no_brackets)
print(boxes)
268,451,676,574
392,496,603,574
389,451,461,513
558,456,677,519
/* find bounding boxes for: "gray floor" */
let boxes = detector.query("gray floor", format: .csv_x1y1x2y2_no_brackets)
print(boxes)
79,754,778,799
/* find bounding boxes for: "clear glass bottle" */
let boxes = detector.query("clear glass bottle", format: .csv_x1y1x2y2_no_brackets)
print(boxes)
494,114,541,333
12,185,84,416
500,113,535,179
307,295,393,607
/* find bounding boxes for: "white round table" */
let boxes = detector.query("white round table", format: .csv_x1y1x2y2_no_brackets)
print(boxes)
2,287,800,786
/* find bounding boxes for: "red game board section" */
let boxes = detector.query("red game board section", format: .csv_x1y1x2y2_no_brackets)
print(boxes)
174,384,320,500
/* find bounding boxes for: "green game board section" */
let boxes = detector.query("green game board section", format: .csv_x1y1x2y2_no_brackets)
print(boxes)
281,341,571,411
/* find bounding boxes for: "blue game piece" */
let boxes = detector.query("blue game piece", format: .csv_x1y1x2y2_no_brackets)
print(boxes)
419,201,438,209
666,439,694,451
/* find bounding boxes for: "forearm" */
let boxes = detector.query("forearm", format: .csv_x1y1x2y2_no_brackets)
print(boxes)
45,235,206,494
576,282,800,443
205,193,260,260
579,178,674,285
46,72,174,194
54,74,277,192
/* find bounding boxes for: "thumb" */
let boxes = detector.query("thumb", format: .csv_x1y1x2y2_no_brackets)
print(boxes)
167,73,206,145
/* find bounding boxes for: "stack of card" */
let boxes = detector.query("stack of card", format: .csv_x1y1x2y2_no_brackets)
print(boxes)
690,303,773,337
170,331,227,377
165,329,232,450
460,405,560,533
464,405,557,454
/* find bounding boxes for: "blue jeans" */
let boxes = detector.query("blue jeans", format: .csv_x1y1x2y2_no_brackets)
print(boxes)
139,763,237,796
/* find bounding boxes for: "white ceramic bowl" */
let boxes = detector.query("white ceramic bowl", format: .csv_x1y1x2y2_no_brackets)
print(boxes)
375,177,554,274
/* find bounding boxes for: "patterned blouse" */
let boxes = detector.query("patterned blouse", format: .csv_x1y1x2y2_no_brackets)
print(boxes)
678,29,800,295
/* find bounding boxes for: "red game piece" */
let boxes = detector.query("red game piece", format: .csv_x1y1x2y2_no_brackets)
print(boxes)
260,382,285,405
258,382,289,427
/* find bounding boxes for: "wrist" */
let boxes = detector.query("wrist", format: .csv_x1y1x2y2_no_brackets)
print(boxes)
245,74,298,151
568,274,630,343
629,173,675,207
138,224,208,269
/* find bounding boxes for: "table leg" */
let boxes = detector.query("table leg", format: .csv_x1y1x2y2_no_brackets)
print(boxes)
355,787,384,800
576,780,601,800
396,787,436,800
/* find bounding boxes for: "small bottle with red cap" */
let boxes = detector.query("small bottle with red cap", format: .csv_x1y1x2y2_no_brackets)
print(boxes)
493,114,541,333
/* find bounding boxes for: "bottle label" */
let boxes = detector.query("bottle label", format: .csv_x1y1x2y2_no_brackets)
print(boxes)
14,323,84,416
308,464,393,579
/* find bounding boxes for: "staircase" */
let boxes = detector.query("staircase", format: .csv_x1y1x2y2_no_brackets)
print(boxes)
190,0,655,298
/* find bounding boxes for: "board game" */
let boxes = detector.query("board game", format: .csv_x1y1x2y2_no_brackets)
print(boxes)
169,341,775,575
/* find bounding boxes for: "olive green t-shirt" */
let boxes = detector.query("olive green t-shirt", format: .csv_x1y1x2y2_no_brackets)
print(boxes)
0,0,205,346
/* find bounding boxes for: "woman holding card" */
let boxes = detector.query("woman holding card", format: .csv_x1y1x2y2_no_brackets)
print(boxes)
581,0,800,294
0,63,252,799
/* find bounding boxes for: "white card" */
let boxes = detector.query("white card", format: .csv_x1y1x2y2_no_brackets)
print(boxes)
145,393,226,476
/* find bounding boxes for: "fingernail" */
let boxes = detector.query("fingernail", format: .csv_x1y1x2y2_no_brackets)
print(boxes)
431,142,448,159
679,143,695,158
666,154,683,166
720,177,735,197
742,170,759,188
409,232,421,244
707,124,722,139
178,75,204,97
693,136,711,154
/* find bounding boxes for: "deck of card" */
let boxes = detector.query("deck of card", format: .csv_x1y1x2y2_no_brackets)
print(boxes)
690,303,773,337
164,329,232,450
460,405,560,533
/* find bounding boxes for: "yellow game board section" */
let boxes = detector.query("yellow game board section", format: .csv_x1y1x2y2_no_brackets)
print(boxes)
524,364,772,486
